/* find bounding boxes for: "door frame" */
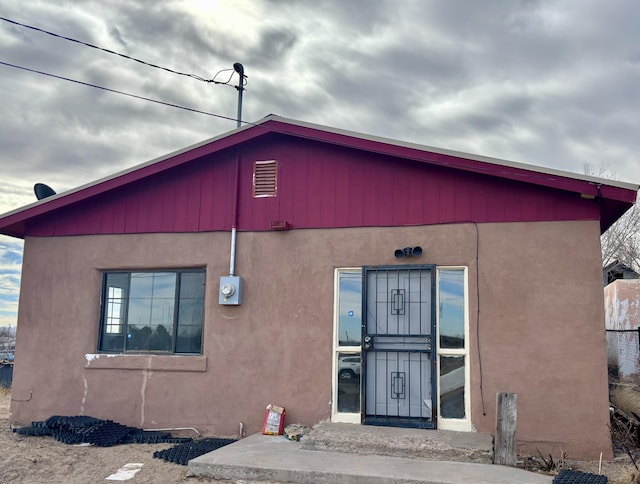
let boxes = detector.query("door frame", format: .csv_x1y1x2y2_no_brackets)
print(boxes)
331,266,471,430
361,264,437,429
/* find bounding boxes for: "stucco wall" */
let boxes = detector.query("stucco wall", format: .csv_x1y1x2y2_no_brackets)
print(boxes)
472,220,611,459
11,220,611,459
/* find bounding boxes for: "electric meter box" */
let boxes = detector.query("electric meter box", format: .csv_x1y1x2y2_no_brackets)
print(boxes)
219,276,243,305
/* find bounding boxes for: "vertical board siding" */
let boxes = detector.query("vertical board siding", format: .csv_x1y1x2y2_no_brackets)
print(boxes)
159,178,177,233
333,157,350,228
291,149,310,225
24,134,600,237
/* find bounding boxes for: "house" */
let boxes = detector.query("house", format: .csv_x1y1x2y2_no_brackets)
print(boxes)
603,259,639,286
0,115,637,460
604,267,640,379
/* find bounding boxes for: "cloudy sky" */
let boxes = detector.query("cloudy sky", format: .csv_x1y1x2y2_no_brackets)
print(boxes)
1,0,639,326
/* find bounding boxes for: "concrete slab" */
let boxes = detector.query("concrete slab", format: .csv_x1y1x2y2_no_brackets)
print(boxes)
189,433,553,484
301,422,493,463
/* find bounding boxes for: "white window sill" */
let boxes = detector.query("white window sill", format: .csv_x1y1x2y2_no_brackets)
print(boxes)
84,354,207,372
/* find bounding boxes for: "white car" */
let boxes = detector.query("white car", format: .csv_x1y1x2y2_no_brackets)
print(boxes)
338,356,361,380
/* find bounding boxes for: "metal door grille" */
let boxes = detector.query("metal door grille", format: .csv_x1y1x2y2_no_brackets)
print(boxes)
362,265,436,428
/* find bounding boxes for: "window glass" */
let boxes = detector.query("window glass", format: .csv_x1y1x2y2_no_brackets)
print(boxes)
337,352,361,413
438,270,465,349
101,273,129,351
440,355,465,419
126,272,176,352
175,272,205,353
99,270,204,354
106,287,124,334
338,271,362,346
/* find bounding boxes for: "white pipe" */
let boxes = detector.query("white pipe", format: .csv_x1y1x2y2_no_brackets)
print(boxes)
230,227,237,276
142,427,200,437
228,64,244,277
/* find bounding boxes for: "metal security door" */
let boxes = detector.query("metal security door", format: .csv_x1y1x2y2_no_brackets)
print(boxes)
362,265,436,428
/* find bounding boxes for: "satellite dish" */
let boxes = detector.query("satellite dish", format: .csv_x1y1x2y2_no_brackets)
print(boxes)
34,183,56,200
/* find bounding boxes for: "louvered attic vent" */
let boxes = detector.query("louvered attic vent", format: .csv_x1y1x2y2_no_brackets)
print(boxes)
253,160,278,197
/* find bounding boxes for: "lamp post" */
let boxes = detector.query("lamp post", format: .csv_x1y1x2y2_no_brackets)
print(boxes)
233,63,245,128
225,62,246,291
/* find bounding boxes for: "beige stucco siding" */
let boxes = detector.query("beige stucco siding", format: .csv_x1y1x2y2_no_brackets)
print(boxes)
472,220,611,458
11,220,611,459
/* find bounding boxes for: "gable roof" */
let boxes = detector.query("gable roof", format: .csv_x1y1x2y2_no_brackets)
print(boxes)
0,114,637,238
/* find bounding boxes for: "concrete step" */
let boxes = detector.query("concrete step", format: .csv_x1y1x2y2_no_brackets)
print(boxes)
188,433,552,484
301,422,494,464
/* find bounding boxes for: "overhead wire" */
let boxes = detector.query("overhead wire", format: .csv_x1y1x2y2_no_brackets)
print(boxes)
1,53,602,189
0,61,254,126
0,19,596,187
0,16,244,86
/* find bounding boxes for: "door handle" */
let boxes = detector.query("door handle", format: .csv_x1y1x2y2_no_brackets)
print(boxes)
364,335,373,350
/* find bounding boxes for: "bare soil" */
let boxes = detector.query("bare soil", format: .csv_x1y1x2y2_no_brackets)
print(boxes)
0,387,636,483
0,387,222,483
521,454,638,484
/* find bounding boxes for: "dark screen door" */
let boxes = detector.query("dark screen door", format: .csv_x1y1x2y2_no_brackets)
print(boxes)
362,265,436,428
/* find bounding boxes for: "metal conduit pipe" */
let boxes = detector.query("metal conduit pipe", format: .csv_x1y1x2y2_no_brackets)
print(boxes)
229,63,244,277
142,427,201,437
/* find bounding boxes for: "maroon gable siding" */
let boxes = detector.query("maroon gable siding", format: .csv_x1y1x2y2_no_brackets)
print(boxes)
23,134,600,237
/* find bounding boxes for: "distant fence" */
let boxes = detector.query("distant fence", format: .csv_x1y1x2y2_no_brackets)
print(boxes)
0,363,12,388
606,328,640,379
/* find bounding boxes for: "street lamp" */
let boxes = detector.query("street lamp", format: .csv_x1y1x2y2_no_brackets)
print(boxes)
233,63,246,128
212,63,247,128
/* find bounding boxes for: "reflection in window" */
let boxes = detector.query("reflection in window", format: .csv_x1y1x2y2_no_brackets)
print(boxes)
127,273,176,352
176,272,206,353
440,355,465,419
439,270,465,349
338,271,362,346
99,270,205,354
337,352,361,413
106,286,124,334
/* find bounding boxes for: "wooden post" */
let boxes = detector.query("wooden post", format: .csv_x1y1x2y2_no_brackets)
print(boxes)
495,392,517,466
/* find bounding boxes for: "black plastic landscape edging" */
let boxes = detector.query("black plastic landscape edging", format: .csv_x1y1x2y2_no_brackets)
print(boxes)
13,415,193,447
153,438,237,466
553,469,608,484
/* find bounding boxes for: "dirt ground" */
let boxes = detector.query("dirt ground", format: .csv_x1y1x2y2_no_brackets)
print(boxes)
0,387,232,484
523,454,638,484
0,387,637,483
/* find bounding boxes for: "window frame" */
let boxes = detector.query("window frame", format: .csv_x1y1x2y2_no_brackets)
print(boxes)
331,266,471,430
436,266,471,431
332,268,362,423
98,268,206,355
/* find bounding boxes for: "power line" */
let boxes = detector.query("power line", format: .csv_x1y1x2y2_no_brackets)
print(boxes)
0,60,590,190
0,16,244,87
0,60,251,125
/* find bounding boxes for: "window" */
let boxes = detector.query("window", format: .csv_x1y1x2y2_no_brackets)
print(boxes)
436,267,470,429
332,269,362,422
99,270,205,354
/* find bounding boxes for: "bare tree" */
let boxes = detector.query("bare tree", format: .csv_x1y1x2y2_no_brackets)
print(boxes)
584,163,640,272
0,327,15,352
602,203,640,271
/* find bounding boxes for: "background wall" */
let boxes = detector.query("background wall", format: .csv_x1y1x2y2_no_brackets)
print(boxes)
605,279,640,379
